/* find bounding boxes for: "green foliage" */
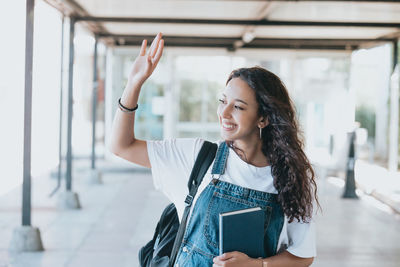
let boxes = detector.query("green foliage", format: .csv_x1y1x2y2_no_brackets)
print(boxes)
179,79,222,123
179,79,202,122
355,105,375,138
207,80,221,123
135,80,164,139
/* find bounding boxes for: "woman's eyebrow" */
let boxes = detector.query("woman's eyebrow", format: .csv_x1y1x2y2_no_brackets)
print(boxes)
222,94,248,106
235,99,248,105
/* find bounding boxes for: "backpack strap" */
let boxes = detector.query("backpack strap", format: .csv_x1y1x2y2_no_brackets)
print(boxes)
187,141,218,191
169,141,217,266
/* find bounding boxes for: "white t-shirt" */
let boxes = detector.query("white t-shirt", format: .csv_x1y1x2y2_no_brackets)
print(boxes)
147,138,316,258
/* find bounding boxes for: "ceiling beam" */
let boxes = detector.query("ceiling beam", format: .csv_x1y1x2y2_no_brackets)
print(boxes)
234,1,276,49
100,34,394,43
77,17,400,28
100,34,394,50
115,41,357,50
43,0,108,34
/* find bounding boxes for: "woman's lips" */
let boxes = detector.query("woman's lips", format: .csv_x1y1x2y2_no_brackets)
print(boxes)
222,122,236,131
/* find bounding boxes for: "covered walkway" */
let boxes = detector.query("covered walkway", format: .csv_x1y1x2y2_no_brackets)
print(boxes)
2,0,400,266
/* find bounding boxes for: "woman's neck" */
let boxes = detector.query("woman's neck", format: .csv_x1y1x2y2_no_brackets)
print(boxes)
231,139,269,167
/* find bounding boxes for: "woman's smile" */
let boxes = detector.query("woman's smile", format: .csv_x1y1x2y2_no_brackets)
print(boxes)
221,121,237,131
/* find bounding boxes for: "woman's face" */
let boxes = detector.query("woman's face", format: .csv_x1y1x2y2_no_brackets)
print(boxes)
217,77,264,144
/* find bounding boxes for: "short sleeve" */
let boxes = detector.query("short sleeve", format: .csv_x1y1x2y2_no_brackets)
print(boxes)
286,218,317,258
146,138,205,206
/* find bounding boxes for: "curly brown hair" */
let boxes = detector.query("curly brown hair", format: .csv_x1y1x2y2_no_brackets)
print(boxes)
226,66,320,223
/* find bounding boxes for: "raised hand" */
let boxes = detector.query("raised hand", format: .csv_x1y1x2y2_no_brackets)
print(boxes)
127,32,164,87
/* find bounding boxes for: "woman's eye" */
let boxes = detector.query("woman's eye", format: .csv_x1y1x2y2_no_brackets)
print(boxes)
234,105,244,110
218,99,225,104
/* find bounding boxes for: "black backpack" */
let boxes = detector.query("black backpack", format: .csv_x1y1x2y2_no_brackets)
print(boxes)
138,141,217,267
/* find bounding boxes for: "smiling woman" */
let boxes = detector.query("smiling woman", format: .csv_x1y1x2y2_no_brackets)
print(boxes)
109,32,319,267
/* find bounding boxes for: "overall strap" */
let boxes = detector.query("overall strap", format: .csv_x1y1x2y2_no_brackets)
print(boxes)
211,141,229,179
169,141,217,266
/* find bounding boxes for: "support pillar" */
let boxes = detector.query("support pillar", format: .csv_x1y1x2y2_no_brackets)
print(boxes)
58,16,81,209
49,15,65,196
89,35,102,184
342,131,359,199
9,0,44,252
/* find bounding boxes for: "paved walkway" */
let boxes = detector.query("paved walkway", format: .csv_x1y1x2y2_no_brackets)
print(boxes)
315,176,400,267
0,159,399,267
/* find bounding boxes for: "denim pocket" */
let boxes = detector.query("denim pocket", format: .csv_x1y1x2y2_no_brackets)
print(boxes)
203,191,273,250
174,244,193,267
174,246,213,267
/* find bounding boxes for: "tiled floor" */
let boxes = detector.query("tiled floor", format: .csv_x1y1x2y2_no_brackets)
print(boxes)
1,161,400,267
314,177,400,267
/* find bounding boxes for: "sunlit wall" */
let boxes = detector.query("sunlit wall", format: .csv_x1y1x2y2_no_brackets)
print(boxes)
0,0,63,195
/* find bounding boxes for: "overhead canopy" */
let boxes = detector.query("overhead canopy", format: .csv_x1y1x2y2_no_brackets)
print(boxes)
44,0,400,50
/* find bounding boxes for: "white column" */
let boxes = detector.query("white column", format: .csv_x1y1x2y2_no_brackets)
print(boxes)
374,45,391,161
104,48,114,160
306,102,315,150
163,53,177,139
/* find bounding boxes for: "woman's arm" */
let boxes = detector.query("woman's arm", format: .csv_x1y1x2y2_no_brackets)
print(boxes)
109,33,164,168
213,251,314,267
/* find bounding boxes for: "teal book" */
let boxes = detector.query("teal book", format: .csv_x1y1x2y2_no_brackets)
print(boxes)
219,207,265,258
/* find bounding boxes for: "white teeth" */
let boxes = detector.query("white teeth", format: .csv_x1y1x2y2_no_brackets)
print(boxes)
222,123,235,129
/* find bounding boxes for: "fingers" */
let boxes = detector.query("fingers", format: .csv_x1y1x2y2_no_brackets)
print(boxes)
151,32,162,58
213,253,232,265
212,257,224,266
220,252,235,260
140,33,161,59
152,39,164,64
148,32,162,58
139,39,147,56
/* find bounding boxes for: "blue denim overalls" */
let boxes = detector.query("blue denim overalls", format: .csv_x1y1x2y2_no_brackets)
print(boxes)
174,142,285,267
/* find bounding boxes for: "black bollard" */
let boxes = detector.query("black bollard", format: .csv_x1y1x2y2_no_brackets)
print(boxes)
342,131,359,199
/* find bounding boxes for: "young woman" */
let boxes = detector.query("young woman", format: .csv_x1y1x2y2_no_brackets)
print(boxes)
110,32,319,267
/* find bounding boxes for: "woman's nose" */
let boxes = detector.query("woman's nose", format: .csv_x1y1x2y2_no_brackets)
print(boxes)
220,105,231,119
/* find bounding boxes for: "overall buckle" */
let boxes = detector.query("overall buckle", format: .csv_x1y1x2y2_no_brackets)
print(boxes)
184,195,194,206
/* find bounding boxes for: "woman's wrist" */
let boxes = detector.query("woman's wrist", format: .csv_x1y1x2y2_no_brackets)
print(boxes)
253,257,268,267
248,257,266,267
120,80,142,108
126,76,145,90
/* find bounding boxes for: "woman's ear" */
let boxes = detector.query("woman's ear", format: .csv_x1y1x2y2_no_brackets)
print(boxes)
258,117,269,128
